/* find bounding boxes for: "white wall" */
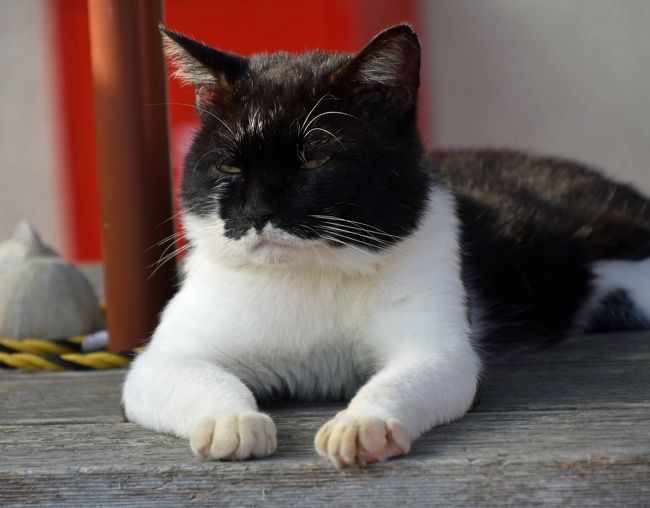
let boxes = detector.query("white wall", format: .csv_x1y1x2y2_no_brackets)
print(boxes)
421,0,650,193
0,0,67,253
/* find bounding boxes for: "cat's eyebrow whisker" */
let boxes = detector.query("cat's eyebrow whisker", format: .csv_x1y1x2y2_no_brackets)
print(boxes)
298,93,337,136
304,127,345,149
302,110,359,133
191,149,226,176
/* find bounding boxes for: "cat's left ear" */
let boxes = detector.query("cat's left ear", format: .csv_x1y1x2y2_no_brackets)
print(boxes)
330,24,420,113
159,25,248,104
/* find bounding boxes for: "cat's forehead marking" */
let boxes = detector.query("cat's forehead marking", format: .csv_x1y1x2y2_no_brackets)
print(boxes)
246,106,265,138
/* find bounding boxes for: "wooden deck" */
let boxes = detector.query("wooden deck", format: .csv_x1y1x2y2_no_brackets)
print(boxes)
1,332,649,506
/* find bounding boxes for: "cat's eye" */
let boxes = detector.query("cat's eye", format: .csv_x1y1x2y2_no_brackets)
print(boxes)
301,156,330,170
219,164,242,174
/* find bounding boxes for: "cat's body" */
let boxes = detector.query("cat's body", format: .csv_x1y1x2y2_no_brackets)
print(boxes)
122,25,650,467
434,149,650,353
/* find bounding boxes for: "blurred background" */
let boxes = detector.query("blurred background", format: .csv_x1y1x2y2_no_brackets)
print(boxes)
1,0,649,261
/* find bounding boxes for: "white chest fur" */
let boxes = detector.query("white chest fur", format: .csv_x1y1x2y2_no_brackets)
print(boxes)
151,260,377,399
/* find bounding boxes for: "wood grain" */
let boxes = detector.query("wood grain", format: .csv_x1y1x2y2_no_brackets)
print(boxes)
1,331,649,506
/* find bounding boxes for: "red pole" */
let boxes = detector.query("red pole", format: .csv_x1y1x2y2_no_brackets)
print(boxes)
87,0,176,351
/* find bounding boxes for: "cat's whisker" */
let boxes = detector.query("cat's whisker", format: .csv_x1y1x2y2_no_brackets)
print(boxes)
156,207,188,228
317,219,398,241
318,211,416,236
315,224,402,253
318,221,414,251
304,127,346,149
319,234,379,260
302,110,359,134
315,222,392,245
312,214,395,235
148,230,185,250
311,214,418,243
319,230,380,251
298,94,337,136
191,148,228,176
147,242,191,281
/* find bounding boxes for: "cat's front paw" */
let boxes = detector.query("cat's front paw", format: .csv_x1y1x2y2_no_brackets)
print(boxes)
190,412,277,460
314,411,411,468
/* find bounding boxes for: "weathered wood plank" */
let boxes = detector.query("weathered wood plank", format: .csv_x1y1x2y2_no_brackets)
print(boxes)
0,331,648,506
2,409,649,469
0,409,648,506
2,460,649,507
0,370,124,424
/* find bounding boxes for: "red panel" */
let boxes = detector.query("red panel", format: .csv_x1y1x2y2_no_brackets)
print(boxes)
52,0,101,261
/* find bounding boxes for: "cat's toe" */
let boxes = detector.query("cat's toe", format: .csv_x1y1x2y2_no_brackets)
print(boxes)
190,412,277,460
314,411,410,468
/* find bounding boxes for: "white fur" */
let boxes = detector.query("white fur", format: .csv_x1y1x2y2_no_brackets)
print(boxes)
575,258,650,329
122,185,481,465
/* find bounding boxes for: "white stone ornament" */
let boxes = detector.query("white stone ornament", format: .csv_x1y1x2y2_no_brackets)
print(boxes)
0,221,104,338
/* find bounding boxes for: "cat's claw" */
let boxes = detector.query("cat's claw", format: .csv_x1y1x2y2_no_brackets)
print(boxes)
314,411,411,468
190,412,277,460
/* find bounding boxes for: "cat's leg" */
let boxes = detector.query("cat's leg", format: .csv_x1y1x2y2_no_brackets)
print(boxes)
315,270,479,467
314,342,479,467
122,349,277,460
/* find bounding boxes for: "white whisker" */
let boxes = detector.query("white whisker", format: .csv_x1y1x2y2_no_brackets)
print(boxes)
319,234,379,260
303,110,359,133
311,214,418,243
316,224,399,251
304,127,345,149
299,94,336,136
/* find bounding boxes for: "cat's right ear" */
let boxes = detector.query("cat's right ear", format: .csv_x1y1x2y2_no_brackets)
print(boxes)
159,25,248,106
329,24,420,115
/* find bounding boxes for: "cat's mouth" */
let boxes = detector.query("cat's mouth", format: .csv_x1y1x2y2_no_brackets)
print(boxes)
251,238,302,252
249,229,313,254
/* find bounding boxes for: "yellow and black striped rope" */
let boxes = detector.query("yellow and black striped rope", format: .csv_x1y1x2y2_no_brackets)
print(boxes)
0,337,139,372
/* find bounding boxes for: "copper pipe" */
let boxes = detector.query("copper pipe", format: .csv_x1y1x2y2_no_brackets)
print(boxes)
88,0,176,351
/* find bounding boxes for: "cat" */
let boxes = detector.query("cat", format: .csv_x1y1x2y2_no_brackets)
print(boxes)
122,24,650,468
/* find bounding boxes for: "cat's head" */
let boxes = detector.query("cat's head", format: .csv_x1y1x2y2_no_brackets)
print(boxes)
162,24,430,271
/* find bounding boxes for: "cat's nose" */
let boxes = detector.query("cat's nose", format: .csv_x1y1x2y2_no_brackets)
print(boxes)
243,188,274,231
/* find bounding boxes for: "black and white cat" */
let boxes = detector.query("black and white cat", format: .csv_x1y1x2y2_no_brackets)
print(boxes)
122,25,650,468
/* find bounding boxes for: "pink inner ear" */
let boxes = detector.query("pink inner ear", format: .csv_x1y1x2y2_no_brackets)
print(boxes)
196,85,217,104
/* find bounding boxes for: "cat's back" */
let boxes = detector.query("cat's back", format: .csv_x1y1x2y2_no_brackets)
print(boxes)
428,149,649,223
427,149,650,260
